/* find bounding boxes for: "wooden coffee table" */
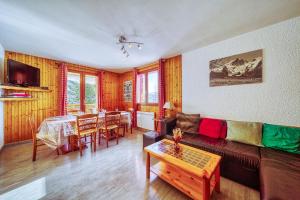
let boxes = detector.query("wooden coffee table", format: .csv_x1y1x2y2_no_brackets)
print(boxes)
144,139,221,200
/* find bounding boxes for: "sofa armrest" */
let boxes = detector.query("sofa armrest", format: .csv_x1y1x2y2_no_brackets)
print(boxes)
160,117,177,136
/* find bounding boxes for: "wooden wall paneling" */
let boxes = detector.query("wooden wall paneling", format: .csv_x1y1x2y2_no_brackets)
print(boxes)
137,61,159,73
4,103,8,143
138,105,159,115
17,101,21,141
102,71,119,111
4,51,60,144
67,63,98,75
4,102,11,141
3,51,181,144
164,55,182,113
3,51,109,144
118,71,134,111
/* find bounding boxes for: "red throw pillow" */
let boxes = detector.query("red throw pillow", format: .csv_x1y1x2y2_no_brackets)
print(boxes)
199,118,227,139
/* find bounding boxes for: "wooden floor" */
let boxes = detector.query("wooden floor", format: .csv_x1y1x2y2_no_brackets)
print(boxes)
0,130,260,200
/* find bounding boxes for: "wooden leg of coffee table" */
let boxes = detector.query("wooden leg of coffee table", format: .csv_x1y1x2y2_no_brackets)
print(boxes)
203,177,210,200
215,164,220,193
146,152,150,179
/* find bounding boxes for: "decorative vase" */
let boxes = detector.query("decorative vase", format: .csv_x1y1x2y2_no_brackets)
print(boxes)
173,137,181,152
172,128,183,153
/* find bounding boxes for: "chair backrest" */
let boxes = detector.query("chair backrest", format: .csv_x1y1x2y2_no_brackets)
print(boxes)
28,116,36,140
104,111,121,128
76,114,99,135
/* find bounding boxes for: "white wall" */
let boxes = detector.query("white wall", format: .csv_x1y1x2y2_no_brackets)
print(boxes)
0,42,4,149
182,17,300,126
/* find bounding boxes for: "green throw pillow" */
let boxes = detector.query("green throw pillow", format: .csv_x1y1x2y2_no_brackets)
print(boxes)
262,123,300,154
227,120,263,147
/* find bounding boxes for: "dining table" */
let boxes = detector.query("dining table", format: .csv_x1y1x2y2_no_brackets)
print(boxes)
37,111,131,153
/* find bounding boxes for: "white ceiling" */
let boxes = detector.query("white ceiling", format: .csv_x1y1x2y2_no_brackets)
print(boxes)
0,0,300,72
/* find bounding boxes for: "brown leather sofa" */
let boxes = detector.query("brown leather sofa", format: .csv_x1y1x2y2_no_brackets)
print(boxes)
259,148,300,200
160,117,300,200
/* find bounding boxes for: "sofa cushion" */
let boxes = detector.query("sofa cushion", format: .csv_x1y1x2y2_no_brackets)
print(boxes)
262,123,300,154
166,133,260,169
198,118,227,139
260,148,300,200
179,133,227,156
227,120,263,147
176,112,200,134
222,140,260,169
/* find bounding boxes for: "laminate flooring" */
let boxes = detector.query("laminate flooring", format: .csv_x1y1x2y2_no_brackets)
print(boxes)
0,130,259,200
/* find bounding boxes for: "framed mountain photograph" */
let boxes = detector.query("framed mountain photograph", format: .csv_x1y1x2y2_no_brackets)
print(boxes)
209,49,263,87
123,80,132,102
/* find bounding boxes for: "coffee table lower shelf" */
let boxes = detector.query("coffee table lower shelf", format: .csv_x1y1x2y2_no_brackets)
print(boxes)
151,161,216,200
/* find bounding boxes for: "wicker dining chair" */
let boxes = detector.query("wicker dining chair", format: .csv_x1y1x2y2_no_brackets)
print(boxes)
29,116,59,161
98,111,121,148
76,114,99,156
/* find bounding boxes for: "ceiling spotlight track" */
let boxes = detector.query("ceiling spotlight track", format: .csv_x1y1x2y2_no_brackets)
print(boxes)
117,35,143,57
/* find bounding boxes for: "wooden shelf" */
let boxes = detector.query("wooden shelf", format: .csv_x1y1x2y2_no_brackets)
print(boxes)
0,85,51,92
0,97,38,101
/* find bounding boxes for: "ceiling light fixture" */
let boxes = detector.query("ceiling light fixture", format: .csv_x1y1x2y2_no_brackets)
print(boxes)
117,35,143,57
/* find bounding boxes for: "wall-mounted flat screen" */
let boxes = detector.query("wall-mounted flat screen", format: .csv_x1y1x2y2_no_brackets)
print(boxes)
7,59,40,87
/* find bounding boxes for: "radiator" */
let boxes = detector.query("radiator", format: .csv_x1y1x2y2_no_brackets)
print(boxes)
137,111,155,130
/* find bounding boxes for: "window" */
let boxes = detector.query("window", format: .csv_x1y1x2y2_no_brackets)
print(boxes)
147,71,158,103
136,70,158,104
67,72,81,112
85,75,98,113
67,72,98,113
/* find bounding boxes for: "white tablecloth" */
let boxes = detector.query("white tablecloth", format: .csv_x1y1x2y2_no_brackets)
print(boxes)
37,112,131,149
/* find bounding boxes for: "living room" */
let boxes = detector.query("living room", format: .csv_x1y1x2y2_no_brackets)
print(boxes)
0,1,299,200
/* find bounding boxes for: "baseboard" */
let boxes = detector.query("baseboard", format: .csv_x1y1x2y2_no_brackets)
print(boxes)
3,139,32,147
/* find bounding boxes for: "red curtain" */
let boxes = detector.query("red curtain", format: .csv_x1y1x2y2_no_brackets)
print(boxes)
98,70,104,111
59,63,68,116
158,59,165,119
132,68,138,127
